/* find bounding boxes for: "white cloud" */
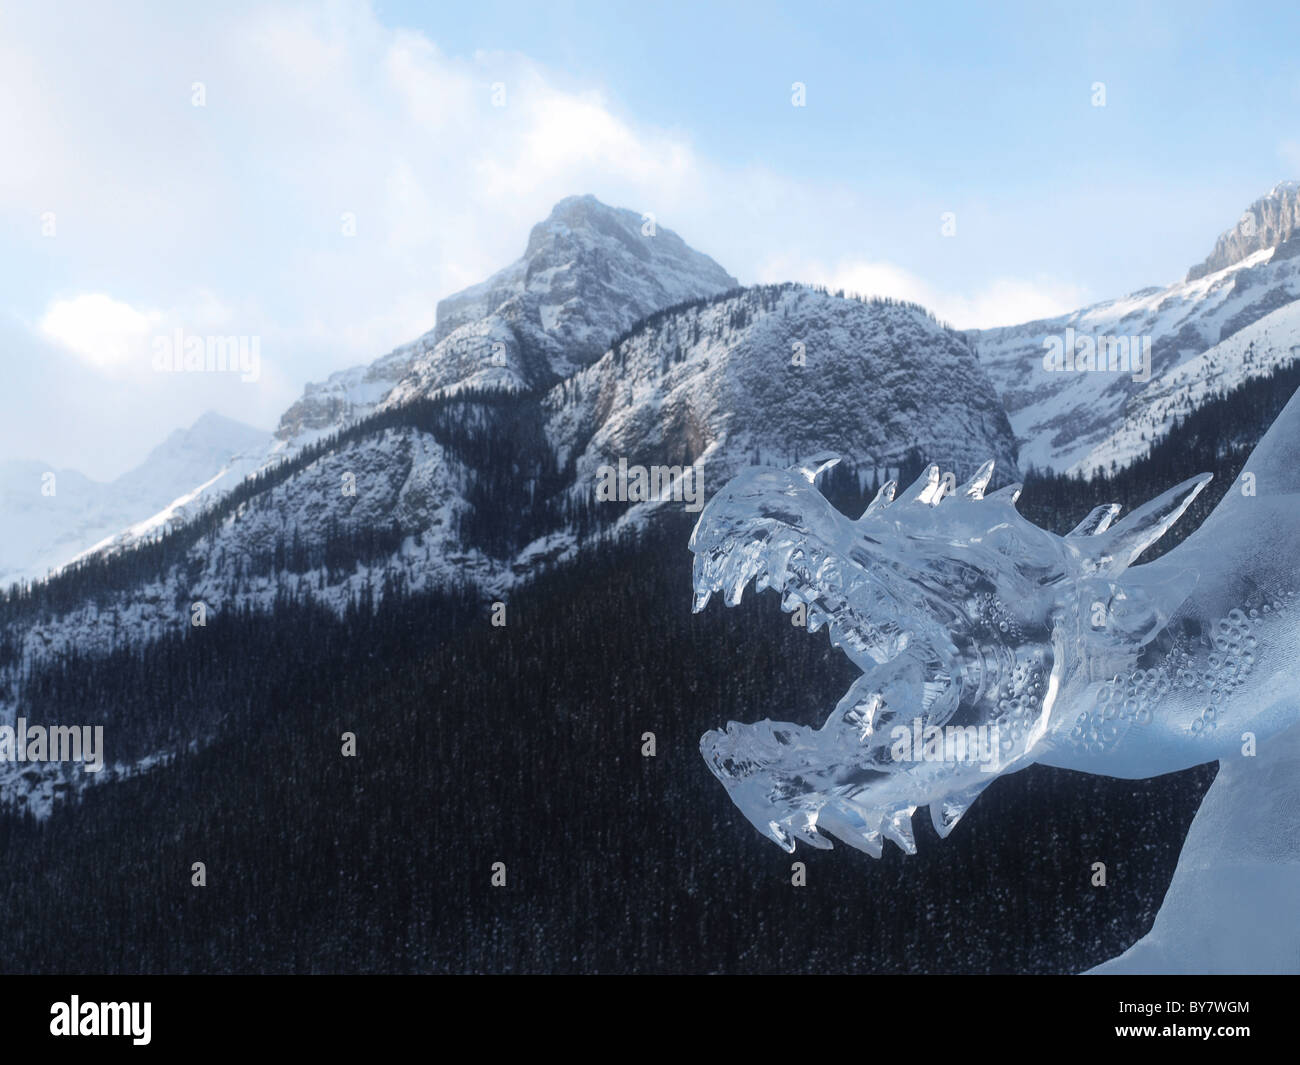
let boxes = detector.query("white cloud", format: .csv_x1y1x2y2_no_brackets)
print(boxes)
942,277,1091,330
0,1,736,475
39,294,162,370
0,0,1094,478
756,254,1088,330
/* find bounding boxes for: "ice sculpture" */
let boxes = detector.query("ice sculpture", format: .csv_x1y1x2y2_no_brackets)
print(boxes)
1089,711,1300,973
688,387,1300,861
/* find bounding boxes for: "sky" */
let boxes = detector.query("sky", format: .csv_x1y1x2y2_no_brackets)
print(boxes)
2,0,1298,480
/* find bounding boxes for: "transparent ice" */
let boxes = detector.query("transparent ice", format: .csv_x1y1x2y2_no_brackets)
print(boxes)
689,388,1300,865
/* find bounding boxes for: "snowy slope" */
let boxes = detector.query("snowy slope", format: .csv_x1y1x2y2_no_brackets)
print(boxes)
972,183,1300,473
1069,298,1300,475
0,412,269,587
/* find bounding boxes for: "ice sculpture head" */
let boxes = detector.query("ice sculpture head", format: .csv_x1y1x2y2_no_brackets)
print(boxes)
690,452,1211,856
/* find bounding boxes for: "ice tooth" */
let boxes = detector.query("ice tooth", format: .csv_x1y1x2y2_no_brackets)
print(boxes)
816,804,884,858
859,479,897,519
881,806,918,854
959,459,996,500
986,482,1023,507
1068,502,1122,537
900,464,941,506
769,543,796,587
792,821,834,850
929,781,990,839
691,554,708,592
724,575,748,606
764,821,797,853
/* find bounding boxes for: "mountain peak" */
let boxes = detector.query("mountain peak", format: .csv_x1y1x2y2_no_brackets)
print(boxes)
524,194,648,259
430,195,737,382
1187,181,1300,281
275,195,739,444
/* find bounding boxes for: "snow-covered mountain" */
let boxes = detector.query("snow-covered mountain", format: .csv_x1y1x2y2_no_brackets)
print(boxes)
971,182,1300,474
82,197,737,566
422,194,739,384
273,195,738,447
5,283,1019,671
0,412,270,587
1070,297,1300,475
544,284,1018,499
0,194,1040,816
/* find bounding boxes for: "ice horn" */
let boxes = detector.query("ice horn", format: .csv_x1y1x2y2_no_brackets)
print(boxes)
1091,473,1212,574
791,452,842,484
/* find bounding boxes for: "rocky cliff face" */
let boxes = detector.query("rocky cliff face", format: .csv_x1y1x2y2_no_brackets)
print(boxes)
274,347,419,444
1187,181,1300,281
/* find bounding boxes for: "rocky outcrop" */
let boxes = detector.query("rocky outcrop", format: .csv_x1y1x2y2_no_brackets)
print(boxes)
1187,181,1300,281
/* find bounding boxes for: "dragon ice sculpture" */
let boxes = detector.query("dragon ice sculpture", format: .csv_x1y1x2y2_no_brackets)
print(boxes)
689,389,1300,860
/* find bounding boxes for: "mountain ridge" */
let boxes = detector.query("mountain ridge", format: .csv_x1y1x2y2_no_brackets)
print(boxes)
970,183,1300,474
0,412,269,587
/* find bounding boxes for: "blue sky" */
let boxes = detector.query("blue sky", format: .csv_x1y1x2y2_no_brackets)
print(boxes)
2,0,1298,479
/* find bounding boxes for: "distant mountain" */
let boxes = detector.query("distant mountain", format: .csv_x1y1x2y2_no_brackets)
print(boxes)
1069,298,1300,476
0,412,269,587
0,198,1020,819
970,182,1300,474
274,195,738,447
